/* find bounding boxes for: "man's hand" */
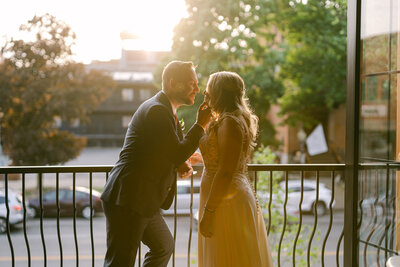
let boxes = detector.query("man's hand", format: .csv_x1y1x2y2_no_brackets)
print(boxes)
189,152,203,165
177,161,193,179
196,101,212,130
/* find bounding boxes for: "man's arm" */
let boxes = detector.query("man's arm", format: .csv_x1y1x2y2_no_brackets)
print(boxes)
146,105,204,165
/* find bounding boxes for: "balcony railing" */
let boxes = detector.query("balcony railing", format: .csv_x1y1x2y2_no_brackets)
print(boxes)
0,163,397,267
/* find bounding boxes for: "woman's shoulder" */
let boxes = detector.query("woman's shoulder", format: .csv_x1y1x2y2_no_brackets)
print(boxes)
219,110,245,128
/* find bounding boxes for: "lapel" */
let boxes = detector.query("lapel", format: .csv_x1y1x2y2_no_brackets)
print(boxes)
156,91,183,140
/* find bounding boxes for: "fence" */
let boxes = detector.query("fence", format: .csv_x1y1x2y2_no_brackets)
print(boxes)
2,163,392,267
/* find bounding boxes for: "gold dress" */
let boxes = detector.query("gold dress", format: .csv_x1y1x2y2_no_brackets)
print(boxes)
198,112,274,267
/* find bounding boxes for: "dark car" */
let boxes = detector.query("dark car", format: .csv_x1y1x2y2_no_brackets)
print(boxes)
28,187,102,219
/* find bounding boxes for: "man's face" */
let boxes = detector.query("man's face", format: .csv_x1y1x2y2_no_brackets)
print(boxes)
171,68,199,106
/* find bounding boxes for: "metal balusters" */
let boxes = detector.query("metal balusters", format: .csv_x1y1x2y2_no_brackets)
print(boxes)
363,169,380,266
56,172,63,267
138,242,142,267
278,171,289,267
307,171,319,267
5,173,15,267
39,172,47,267
293,170,304,267
254,171,257,193
322,171,336,267
357,170,365,235
377,167,390,265
72,172,79,267
21,173,31,267
267,170,273,235
0,164,353,266
187,173,194,267
384,165,390,263
90,172,95,267
336,228,344,267
173,179,177,267
389,168,396,253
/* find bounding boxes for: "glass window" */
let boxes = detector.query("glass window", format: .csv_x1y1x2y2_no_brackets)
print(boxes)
139,89,151,101
70,118,80,128
76,191,88,199
62,190,73,199
303,187,315,192
288,186,301,193
177,186,189,194
44,191,57,201
0,196,5,204
357,1,400,264
122,116,131,128
121,88,134,101
361,0,391,75
53,116,62,128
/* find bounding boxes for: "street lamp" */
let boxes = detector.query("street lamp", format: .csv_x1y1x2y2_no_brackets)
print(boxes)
297,127,307,164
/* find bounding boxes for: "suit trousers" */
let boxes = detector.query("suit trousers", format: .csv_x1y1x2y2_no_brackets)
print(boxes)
103,201,174,267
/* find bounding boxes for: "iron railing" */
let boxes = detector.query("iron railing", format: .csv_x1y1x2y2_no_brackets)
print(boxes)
2,163,385,267
358,162,400,266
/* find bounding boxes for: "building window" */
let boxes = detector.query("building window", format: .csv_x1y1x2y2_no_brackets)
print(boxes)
70,118,80,128
122,116,131,128
53,116,62,128
139,89,151,101
121,88,134,101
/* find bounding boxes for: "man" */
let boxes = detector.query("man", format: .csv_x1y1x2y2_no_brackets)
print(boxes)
100,61,211,267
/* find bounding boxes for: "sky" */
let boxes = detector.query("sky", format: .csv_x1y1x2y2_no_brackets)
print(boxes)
1,0,187,63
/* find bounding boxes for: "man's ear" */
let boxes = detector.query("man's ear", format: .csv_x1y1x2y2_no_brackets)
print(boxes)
171,78,183,90
169,78,175,90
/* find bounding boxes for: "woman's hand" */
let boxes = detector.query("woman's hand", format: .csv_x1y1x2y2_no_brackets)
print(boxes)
199,209,215,238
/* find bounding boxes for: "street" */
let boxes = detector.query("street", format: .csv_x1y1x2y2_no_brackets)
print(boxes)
0,212,344,267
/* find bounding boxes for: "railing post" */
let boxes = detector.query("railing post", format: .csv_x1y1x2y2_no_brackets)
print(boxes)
345,0,362,265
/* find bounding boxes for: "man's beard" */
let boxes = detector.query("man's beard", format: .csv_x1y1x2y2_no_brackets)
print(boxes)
174,93,194,106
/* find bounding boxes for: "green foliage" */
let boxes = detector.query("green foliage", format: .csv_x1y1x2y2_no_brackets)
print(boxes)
155,0,285,146
275,0,347,130
0,14,115,165
157,0,347,142
253,145,319,266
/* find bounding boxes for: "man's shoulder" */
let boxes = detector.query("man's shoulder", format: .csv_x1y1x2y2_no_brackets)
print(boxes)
135,94,166,115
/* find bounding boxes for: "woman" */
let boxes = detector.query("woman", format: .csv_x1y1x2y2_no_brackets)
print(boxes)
198,71,273,266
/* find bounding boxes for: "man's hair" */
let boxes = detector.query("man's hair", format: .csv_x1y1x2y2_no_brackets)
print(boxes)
162,61,195,91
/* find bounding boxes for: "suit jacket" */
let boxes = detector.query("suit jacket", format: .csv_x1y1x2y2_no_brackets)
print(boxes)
100,91,204,217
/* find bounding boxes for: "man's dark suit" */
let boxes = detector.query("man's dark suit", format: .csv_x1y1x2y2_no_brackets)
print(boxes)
101,91,204,266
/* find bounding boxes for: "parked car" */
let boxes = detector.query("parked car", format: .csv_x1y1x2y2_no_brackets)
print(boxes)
277,180,334,216
162,180,201,215
28,187,103,219
0,189,24,234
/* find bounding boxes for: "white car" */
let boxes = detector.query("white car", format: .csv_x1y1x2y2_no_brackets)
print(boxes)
161,180,201,215
277,180,334,216
0,189,24,234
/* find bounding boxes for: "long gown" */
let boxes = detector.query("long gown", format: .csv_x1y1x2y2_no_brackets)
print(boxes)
198,112,274,267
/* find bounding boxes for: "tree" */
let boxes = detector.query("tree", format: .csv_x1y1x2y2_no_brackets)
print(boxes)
274,0,347,131
155,0,286,147
0,14,115,165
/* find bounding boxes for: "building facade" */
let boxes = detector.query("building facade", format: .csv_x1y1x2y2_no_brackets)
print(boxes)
60,50,167,147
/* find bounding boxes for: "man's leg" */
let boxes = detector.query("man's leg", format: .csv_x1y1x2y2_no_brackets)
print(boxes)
142,212,174,267
103,201,149,267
